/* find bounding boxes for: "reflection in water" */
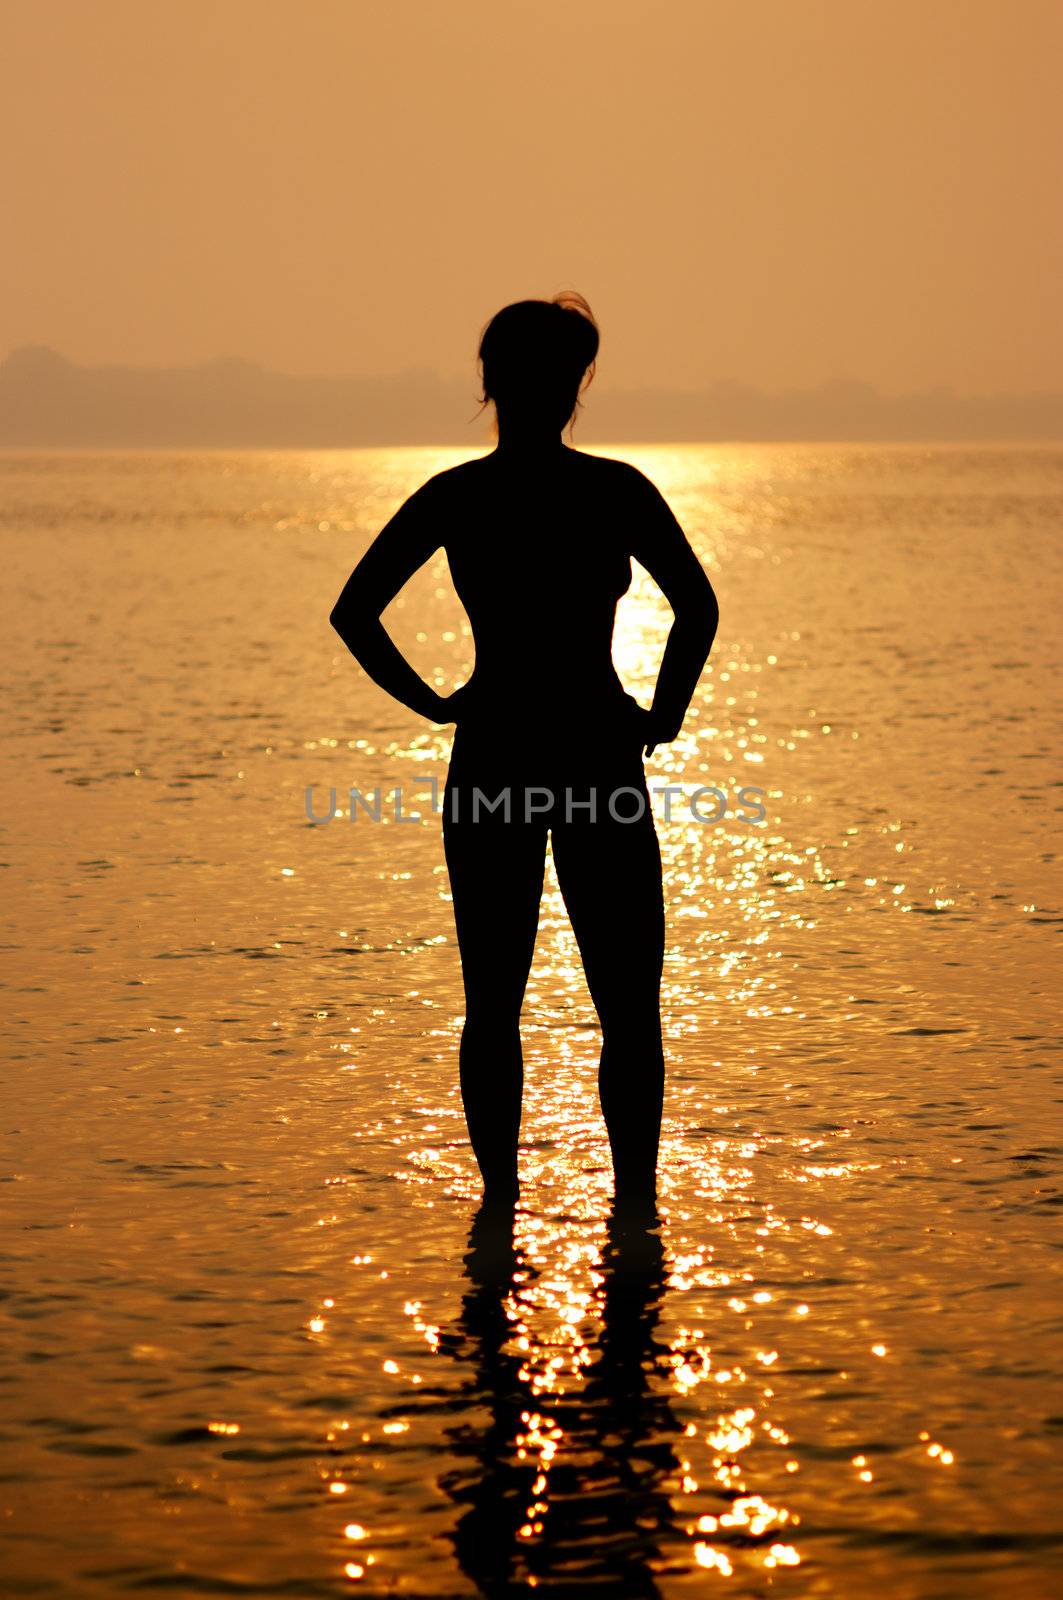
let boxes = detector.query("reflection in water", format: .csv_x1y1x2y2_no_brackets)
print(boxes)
438,1205,681,1597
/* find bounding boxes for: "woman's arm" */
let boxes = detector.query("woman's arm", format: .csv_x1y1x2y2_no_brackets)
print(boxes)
628,469,719,752
329,479,455,724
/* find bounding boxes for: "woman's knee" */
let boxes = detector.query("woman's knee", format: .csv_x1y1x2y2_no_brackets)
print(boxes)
461,1001,524,1042
599,1002,662,1055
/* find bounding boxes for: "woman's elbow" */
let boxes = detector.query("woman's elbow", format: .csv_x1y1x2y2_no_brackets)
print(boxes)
330,602,368,648
330,592,375,637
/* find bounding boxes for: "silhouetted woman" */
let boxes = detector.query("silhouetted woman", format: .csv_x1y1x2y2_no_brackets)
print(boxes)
330,294,718,1215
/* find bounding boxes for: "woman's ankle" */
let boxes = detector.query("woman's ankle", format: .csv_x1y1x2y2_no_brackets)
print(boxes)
481,1174,519,1207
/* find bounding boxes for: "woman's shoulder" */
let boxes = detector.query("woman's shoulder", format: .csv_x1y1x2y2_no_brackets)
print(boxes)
568,448,656,488
565,450,665,513
413,453,492,504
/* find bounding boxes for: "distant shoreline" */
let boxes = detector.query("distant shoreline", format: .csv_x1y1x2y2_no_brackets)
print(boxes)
2,346,1060,447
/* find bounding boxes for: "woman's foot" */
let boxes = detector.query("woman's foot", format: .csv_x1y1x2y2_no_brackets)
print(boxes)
610,1185,659,1227
467,1192,518,1283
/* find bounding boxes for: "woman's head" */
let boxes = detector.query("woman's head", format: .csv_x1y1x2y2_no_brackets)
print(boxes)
478,291,599,434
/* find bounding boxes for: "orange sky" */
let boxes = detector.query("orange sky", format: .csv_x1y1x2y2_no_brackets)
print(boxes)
2,0,1060,394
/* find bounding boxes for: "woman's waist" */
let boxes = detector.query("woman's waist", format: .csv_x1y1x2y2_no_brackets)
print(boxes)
454,670,632,723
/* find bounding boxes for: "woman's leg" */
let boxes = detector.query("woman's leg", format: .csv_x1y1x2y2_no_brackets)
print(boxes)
443,800,547,1202
551,798,665,1210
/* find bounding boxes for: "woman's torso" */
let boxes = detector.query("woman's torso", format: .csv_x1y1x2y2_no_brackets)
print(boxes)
439,449,642,768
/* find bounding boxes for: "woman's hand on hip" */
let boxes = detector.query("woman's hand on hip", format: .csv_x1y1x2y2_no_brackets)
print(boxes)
442,682,474,723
